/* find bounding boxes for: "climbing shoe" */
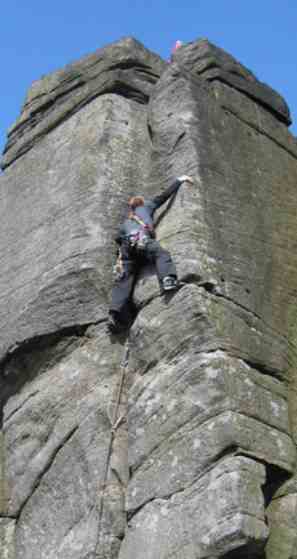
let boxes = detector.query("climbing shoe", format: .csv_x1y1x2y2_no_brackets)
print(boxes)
107,312,125,334
162,276,178,292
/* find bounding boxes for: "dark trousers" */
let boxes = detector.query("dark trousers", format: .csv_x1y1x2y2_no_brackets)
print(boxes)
110,239,177,322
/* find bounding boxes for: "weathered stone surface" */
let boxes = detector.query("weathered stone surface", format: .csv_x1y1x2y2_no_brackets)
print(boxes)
127,312,295,513
266,491,297,559
0,431,7,515
2,325,128,559
172,38,292,125
0,518,15,559
126,46,297,558
1,36,297,559
1,37,165,170
120,457,268,559
0,92,151,363
141,60,297,369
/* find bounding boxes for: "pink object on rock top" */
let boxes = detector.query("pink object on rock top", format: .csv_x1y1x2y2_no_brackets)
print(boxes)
172,40,183,54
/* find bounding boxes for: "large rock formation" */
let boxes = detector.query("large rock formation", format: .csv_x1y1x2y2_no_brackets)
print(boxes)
1,36,297,559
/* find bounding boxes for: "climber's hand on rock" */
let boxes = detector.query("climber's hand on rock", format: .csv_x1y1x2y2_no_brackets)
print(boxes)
178,175,194,184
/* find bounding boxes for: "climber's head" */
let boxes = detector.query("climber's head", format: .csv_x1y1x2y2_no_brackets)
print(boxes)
128,196,145,210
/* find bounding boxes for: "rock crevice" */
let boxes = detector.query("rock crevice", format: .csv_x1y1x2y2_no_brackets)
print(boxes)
1,36,297,559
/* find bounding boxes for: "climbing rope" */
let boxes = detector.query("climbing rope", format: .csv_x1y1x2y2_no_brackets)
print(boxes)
93,336,130,557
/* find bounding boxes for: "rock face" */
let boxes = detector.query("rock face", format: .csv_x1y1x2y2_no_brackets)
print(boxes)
1,37,297,559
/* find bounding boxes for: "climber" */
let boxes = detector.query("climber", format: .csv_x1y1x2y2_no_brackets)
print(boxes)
172,40,183,54
107,175,194,333
170,40,183,61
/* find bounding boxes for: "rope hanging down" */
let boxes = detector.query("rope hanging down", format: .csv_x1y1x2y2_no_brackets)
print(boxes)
94,337,130,556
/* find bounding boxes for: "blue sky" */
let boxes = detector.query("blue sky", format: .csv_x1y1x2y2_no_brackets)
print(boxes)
1,1,296,159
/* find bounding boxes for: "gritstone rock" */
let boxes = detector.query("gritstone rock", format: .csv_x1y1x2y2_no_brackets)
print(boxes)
1,37,297,559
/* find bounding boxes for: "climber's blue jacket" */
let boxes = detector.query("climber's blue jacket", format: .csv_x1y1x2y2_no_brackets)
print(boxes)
115,178,182,244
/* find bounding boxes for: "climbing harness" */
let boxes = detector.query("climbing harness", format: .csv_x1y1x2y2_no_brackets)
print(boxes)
128,213,155,251
94,337,130,556
112,214,155,282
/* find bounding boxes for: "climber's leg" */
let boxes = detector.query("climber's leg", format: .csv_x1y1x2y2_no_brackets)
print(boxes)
146,240,178,291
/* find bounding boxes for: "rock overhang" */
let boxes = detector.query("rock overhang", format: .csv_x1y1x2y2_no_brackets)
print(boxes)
171,38,291,125
1,36,292,171
1,36,166,170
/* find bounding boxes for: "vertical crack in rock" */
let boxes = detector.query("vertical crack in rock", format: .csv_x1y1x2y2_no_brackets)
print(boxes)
1,36,297,559
123,37,297,559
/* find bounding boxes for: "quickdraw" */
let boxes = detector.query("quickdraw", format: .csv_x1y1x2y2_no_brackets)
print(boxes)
128,213,155,250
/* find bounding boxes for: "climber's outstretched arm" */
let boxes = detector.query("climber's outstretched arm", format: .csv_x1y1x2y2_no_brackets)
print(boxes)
150,175,193,212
